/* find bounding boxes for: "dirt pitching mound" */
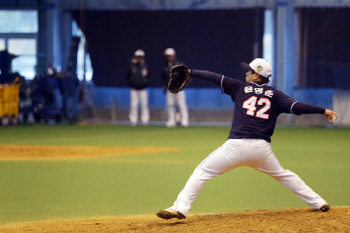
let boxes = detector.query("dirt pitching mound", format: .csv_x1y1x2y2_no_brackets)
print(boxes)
0,145,180,160
0,206,349,232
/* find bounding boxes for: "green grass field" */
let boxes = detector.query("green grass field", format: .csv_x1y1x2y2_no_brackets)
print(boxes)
0,125,349,225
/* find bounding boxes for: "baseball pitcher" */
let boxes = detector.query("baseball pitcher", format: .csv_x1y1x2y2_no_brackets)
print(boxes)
157,58,336,220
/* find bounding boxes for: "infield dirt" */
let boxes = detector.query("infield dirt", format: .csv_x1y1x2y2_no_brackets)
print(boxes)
0,145,180,160
0,206,349,232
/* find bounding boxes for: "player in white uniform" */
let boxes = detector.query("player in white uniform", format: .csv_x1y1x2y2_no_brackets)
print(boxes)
162,48,189,127
127,49,150,126
157,59,336,220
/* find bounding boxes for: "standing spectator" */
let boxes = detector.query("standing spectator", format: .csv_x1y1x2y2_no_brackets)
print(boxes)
161,48,189,127
127,49,150,126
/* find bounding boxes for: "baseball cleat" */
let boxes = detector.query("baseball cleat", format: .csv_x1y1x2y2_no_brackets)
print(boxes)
165,121,176,128
320,204,330,212
156,208,186,220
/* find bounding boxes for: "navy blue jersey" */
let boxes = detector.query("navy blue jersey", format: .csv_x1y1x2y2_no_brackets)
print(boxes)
222,77,295,142
190,70,325,142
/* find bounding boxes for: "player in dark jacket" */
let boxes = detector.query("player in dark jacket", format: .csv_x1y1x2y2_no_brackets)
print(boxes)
157,58,336,220
161,48,182,90
127,49,150,126
161,48,189,127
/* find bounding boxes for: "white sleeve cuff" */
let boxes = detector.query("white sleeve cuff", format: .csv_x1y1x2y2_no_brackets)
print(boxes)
220,75,225,94
290,101,298,114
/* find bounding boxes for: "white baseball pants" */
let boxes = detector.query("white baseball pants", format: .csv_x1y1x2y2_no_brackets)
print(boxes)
129,88,149,124
171,139,327,217
166,90,189,126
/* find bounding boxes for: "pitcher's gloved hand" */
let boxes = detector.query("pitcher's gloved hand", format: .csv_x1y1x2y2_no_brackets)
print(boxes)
168,65,192,94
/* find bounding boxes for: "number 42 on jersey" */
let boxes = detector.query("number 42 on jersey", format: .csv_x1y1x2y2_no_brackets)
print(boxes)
243,96,271,119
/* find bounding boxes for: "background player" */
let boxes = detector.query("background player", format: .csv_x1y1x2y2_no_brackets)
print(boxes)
156,58,336,220
127,49,150,126
162,48,189,127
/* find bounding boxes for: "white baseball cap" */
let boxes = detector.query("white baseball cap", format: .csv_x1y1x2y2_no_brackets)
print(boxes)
134,49,145,57
164,48,176,56
241,58,272,78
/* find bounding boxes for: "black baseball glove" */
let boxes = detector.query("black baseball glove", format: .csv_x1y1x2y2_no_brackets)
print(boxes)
168,65,192,94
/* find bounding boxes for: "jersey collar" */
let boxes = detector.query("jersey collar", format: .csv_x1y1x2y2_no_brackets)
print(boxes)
249,81,271,87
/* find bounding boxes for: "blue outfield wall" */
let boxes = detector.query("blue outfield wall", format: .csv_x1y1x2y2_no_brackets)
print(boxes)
293,88,333,110
92,87,333,110
93,87,234,110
